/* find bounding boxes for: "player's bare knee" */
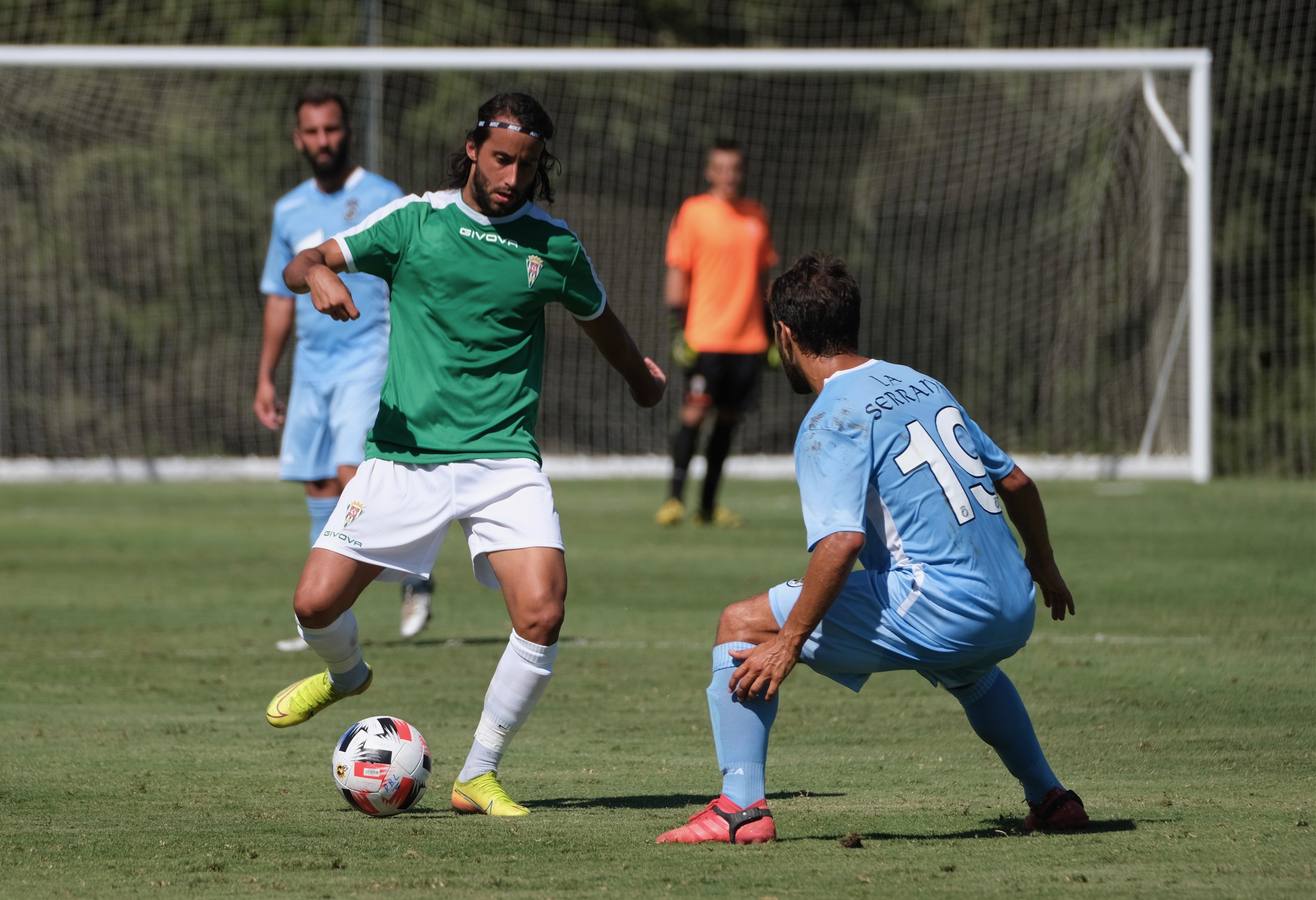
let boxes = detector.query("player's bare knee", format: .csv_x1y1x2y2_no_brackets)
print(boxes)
304,477,340,499
292,583,336,627
715,602,753,642
292,562,349,625
508,588,566,645
715,594,777,644
680,403,706,427
513,603,564,645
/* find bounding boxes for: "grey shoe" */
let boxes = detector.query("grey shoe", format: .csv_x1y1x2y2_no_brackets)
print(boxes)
400,580,433,639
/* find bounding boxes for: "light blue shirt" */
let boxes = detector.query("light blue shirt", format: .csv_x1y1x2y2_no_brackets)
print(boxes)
260,167,404,383
793,358,1035,650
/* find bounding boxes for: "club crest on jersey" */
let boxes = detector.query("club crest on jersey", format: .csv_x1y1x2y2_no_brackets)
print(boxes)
343,500,364,527
526,255,544,288
344,198,359,221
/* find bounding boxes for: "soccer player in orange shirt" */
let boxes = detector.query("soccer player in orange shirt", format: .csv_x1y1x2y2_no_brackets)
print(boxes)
656,139,778,527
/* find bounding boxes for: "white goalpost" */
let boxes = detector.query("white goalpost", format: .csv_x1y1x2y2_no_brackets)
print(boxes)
0,46,1211,482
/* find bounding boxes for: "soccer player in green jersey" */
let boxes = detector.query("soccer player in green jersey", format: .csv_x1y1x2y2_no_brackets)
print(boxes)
264,93,667,817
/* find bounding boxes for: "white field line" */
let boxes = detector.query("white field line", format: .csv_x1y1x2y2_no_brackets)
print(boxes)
0,452,1199,482
10,632,1216,661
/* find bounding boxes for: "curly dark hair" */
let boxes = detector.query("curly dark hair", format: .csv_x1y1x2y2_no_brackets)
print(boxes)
768,253,862,356
448,92,560,204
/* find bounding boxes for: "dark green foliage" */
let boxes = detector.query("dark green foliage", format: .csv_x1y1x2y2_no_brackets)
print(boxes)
0,1,1310,474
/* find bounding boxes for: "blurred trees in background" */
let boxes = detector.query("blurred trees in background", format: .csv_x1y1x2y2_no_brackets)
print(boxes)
0,1,1310,474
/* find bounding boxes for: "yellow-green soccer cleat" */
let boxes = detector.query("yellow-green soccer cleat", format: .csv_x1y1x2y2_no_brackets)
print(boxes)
655,497,686,527
451,772,530,817
694,506,744,528
264,666,372,728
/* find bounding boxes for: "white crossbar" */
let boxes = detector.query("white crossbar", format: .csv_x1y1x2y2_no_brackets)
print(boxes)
0,45,1210,72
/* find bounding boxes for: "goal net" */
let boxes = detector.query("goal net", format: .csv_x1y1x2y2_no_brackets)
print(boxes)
0,48,1210,480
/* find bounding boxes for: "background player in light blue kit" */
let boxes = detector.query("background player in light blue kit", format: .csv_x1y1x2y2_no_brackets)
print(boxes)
254,87,433,651
659,253,1089,845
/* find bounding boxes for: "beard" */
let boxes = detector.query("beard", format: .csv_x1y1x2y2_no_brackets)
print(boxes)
782,354,813,394
471,165,527,216
303,139,351,180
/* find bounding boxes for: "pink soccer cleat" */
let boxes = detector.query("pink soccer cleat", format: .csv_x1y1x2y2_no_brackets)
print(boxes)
1023,787,1089,832
656,795,776,845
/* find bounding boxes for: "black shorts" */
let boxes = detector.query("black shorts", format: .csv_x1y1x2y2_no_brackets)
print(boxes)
684,352,762,413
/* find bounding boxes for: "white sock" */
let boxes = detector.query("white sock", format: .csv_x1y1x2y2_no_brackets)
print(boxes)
299,611,365,683
457,631,558,782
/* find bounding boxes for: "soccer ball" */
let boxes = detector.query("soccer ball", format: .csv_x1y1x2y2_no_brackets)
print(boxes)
332,716,431,816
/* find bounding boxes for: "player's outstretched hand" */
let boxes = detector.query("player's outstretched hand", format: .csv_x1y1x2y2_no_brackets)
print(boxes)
631,357,668,408
1029,556,1075,621
252,381,285,430
307,267,360,321
728,636,799,702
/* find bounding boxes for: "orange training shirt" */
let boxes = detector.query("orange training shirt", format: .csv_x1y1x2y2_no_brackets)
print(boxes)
666,194,778,354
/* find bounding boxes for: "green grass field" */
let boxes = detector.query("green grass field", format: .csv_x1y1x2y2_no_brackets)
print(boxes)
2,478,1314,897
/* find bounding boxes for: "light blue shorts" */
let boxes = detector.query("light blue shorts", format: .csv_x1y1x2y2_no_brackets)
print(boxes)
768,569,1032,692
279,375,384,482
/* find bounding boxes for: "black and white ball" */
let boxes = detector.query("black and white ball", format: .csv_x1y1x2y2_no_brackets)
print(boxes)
331,716,431,816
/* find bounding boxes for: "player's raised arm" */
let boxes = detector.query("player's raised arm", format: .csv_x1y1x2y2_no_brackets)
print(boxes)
576,305,667,408
283,238,359,322
995,465,1075,621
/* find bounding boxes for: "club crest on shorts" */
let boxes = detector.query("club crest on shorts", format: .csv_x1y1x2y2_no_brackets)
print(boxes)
526,254,543,288
343,500,365,527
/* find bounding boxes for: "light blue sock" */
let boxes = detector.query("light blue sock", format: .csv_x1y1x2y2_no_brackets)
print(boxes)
306,496,339,546
951,667,1061,804
707,642,778,808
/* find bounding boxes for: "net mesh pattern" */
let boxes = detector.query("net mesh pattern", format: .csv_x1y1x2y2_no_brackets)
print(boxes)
0,0,1310,475
0,66,1190,461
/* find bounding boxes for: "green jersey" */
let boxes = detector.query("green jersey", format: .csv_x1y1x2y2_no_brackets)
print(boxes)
333,190,607,464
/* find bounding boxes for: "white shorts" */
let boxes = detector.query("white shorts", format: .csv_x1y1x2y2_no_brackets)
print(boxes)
313,457,563,589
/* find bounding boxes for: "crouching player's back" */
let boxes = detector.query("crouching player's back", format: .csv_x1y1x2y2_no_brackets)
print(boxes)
658,252,1089,845
803,357,1037,673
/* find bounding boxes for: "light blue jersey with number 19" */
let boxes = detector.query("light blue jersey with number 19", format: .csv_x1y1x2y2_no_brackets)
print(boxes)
793,358,1035,654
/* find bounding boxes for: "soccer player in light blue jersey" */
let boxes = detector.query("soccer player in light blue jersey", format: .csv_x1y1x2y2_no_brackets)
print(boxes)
658,253,1089,845
254,88,432,651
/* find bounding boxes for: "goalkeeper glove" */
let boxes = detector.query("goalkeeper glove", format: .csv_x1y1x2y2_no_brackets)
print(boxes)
671,332,698,369
668,304,697,367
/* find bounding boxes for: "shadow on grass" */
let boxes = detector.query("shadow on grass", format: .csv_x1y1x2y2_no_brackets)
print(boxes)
334,805,456,818
779,817,1137,842
532,791,846,811
363,635,509,649
335,792,846,817
397,809,458,818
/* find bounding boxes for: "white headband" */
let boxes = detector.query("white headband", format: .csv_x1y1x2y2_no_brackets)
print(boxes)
476,119,544,140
